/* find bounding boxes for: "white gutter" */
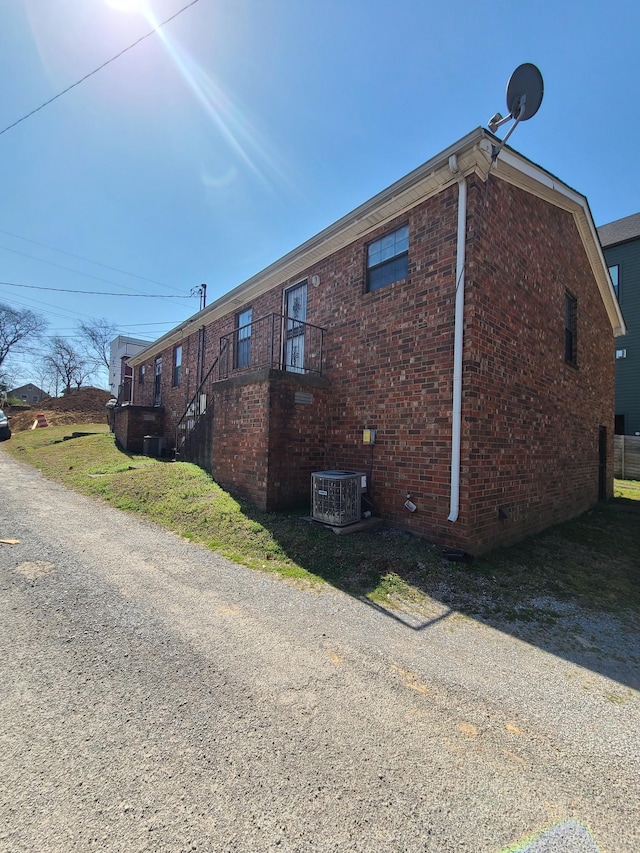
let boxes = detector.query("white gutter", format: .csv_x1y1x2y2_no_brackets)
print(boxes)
448,156,467,523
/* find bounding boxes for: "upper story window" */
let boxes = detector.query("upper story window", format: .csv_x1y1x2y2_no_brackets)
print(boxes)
236,308,252,369
173,344,182,387
565,292,578,366
608,264,619,298
366,224,409,292
138,365,146,383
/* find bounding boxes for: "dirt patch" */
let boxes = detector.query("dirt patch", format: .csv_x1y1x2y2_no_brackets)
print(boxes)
7,387,112,432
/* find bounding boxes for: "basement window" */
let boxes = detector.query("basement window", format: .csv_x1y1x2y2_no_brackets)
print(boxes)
366,224,409,292
564,292,577,366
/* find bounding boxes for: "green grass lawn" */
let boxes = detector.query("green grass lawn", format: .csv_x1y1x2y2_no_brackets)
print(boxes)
4,424,640,622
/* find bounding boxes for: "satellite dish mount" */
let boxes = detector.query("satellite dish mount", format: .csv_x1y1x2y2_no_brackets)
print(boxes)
487,63,544,162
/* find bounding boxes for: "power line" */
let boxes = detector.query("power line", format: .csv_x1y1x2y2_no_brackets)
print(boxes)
0,280,193,298
0,229,180,292
0,0,201,138
0,243,182,296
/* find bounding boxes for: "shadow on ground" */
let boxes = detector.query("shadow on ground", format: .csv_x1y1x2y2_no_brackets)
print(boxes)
242,499,640,691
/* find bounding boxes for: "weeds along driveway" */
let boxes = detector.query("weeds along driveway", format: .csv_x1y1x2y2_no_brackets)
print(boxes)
0,449,639,852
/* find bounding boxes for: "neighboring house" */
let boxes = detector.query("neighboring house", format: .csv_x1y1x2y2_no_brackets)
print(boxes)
109,336,151,402
9,383,48,404
114,127,625,555
597,212,640,436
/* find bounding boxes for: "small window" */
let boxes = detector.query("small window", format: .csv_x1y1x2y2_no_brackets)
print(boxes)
565,292,577,365
608,265,619,298
366,224,409,292
138,365,146,383
173,345,182,387
236,308,252,369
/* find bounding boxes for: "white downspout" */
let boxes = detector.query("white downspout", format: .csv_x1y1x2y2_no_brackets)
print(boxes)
448,156,467,522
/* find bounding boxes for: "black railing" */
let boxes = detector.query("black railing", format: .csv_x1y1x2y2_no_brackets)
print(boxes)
175,314,325,460
174,346,225,460
218,313,325,379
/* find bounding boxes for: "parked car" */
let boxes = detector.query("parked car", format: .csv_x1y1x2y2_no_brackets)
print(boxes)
0,409,11,440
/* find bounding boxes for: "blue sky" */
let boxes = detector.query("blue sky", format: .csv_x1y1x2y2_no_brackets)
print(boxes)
1,0,638,389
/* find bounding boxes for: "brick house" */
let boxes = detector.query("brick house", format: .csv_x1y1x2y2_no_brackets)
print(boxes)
114,127,625,554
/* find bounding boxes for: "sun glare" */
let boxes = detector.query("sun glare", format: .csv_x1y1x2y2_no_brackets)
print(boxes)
105,0,150,13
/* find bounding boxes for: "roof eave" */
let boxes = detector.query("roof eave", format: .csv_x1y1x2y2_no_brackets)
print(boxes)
130,128,625,365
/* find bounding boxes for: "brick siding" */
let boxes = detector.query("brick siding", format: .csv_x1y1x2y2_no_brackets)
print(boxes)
128,177,615,553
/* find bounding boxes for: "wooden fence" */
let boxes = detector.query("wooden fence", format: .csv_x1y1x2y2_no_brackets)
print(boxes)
614,435,640,480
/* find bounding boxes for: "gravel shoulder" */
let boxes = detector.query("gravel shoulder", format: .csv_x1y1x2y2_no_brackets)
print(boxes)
0,450,638,852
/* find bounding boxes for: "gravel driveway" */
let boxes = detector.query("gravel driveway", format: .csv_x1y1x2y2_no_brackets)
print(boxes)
0,451,638,852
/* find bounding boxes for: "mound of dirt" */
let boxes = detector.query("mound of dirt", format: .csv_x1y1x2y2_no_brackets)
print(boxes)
7,387,113,433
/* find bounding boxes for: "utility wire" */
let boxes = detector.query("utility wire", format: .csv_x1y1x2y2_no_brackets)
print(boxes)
0,280,193,298
0,244,182,296
0,229,179,291
0,0,201,138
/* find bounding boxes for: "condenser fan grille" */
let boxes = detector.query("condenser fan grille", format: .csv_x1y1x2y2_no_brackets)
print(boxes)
311,471,364,526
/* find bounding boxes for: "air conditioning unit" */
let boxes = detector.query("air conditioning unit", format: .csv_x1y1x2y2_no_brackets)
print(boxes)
311,470,366,527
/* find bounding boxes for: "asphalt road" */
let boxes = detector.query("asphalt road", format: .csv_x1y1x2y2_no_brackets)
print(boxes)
0,450,638,852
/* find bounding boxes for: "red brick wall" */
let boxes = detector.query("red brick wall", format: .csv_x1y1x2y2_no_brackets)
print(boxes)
210,374,270,508
130,176,615,553
112,406,164,454
305,185,462,541
462,176,615,550
206,371,330,510
266,374,331,509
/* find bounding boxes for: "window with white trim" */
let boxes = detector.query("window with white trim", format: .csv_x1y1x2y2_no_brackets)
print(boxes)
366,225,409,292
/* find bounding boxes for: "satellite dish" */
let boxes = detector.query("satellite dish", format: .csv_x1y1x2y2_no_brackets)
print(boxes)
487,63,544,161
506,63,544,122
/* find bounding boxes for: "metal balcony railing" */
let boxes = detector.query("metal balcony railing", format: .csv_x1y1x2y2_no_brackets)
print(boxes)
218,313,325,379
175,314,325,461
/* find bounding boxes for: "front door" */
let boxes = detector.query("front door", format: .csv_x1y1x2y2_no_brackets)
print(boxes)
284,281,307,373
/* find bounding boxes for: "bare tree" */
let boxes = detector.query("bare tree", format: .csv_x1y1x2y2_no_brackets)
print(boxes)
0,304,47,367
44,337,92,394
27,357,58,398
77,318,118,377
0,366,14,399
